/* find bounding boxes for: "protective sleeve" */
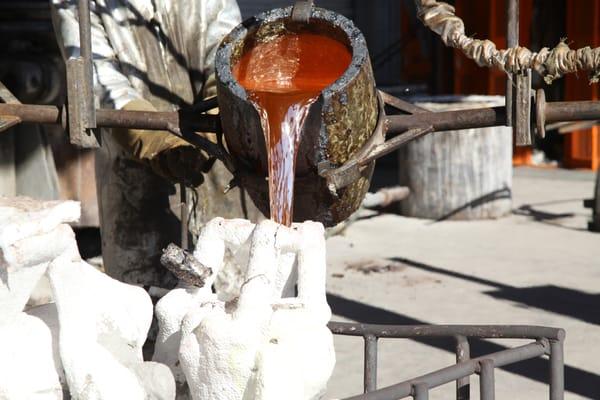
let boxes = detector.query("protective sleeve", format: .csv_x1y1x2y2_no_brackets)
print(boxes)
200,0,242,98
50,0,143,109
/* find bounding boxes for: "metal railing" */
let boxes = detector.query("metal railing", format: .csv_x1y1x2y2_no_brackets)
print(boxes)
328,322,565,400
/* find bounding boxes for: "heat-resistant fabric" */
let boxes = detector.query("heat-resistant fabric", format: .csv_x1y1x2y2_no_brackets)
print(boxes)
51,0,262,288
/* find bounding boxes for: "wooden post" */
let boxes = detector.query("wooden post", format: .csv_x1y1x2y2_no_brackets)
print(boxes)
398,96,512,220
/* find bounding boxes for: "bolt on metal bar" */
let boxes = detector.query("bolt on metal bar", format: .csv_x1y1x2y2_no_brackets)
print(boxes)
364,335,378,393
550,340,565,400
455,336,470,400
413,383,429,400
479,360,495,400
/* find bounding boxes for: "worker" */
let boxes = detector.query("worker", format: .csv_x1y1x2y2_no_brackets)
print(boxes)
50,0,260,289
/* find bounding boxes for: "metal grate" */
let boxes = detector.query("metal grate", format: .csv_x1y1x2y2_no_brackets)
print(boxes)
328,322,565,400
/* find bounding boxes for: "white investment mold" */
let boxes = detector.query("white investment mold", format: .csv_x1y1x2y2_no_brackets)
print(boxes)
0,197,335,400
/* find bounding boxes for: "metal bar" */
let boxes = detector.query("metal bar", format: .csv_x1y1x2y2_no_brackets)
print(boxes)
0,104,62,124
364,335,378,393
180,185,188,251
328,323,565,341
380,91,430,115
386,107,507,135
359,126,433,166
6,100,600,140
0,104,221,133
342,341,547,400
549,340,565,400
545,101,600,123
291,0,314,23
455,336,470,400
479,360,495,400
413,383,429,400
506,0,519,127
0,116,21,133
0,82,20,104
78,0,96,128
514,69,533,146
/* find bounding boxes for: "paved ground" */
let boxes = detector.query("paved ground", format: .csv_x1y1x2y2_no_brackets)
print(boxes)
325,167,599,399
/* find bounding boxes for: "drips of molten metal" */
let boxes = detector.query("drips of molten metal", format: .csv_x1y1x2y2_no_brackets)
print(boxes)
233,31,351,226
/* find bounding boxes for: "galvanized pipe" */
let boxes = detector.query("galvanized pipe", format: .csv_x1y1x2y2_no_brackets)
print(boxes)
364,335,378,393
341,341,547,400
455,336,471,400
413,383,429,400
550,340,565,400
479,360,495,400
328,323,565,341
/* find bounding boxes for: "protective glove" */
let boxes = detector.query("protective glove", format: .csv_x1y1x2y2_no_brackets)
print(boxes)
113,99,213,187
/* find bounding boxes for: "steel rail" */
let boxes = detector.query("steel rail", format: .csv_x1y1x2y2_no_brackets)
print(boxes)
0,104,221,133
328,322,565,341
3,100,600,141
341,340,548,400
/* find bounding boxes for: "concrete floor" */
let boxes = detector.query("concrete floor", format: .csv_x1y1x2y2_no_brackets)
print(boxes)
325,167,599,399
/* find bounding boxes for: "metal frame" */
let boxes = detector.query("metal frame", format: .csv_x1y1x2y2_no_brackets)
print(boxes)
2,0,600,188
328,322,565,400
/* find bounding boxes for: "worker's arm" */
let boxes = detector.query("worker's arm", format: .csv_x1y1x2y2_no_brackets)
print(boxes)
198,0,242,99
50,0,210,186
50,0,143,109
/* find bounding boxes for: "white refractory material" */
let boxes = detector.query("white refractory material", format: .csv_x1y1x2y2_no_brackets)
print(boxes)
0,196,175,400
155,218,335,400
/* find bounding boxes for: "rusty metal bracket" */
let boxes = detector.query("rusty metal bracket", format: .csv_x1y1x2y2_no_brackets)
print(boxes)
0,81,23,133
0,81,20,105
513,69,534,146
291,0,314,23
319,92,435,192
0,116,21,133
66,0,99,148
505,0,518,128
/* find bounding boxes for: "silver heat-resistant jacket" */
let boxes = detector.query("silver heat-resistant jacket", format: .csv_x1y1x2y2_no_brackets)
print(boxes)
50,0,261,289
51,0,241,111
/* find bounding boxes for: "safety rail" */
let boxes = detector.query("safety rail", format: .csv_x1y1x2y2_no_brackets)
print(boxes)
328,322,565,400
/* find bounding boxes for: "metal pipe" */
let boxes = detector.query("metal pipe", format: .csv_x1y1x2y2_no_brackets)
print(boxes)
413,383,429,400
455,336,471,400
385,107,507,135
0,104,61,125
78,0,96,128
0,104,220,132
328,323,565,341
550,340,565,400
364,335,378,393
479,360,495,400
545,101,600,123
341,341,547,400
505,0,519,127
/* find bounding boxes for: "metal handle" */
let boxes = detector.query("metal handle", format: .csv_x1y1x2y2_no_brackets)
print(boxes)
291,0,314,23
